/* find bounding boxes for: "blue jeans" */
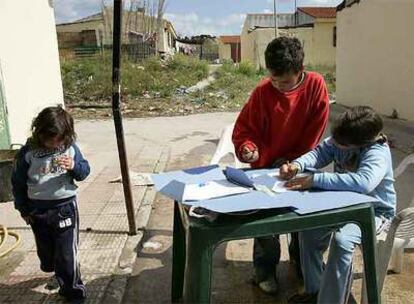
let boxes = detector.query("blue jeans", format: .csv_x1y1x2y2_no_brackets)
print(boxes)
300,217,385,304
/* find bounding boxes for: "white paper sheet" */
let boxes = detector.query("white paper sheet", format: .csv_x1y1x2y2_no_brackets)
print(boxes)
272,181,288,193
267,172,313,193
182,180,250,202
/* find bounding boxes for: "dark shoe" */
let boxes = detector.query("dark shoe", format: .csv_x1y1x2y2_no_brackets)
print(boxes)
58,289,87,303
45,275,60,290
288,292,318,304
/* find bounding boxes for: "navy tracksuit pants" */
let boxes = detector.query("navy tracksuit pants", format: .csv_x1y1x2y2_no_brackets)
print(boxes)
30,199,86,300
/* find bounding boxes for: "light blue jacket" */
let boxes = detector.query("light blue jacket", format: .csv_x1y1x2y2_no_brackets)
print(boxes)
12,143,90,215
293,137,396,219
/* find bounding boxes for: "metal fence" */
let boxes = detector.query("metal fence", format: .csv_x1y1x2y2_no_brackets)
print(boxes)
124,42,156,62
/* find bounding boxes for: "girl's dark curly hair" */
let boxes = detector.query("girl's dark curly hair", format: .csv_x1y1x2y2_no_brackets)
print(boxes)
30,105,76,149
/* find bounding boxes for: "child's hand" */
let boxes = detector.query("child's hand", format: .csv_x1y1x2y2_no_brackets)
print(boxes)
241,146,259,163
58,156,74,170
22,215,33,225
279,163,300,180
285,174,314,190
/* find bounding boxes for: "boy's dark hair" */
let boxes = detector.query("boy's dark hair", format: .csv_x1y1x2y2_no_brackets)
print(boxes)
265,37,304,75
332,106,384,147
30,105,76,149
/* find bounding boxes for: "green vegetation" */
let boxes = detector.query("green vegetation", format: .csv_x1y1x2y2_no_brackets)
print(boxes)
306,65,336,96
62,54,336,119
189,61,266,111
61,53,209,103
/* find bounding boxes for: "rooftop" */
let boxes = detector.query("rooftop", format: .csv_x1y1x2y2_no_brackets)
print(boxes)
337,0,362,11
298,7,337,18
244,13,295,29
220,35,241,44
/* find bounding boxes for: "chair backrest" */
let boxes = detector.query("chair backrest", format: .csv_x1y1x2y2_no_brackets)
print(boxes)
392,153,414,239
394,153,414,179
210,123,244,168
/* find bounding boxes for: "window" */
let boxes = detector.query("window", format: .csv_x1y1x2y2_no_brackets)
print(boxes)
333,26,337,47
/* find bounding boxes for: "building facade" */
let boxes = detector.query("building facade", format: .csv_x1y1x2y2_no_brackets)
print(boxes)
0,0,63,147
336,0,414,120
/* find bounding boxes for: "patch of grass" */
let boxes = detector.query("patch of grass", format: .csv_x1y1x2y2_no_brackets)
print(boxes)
189,61,265,111
61,53,209,103
306,65,336,96
61,55,112,102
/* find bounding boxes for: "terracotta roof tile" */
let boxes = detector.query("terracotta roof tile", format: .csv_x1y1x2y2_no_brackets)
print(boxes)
220,35,241,44
298,7,337,18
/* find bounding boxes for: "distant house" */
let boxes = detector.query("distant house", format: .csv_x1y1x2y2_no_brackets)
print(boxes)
175,35,219,62
241,13,294,69
0,0,63,148
336,0,414,121
219,36,241,63
241,7,337,69
56,8,177,54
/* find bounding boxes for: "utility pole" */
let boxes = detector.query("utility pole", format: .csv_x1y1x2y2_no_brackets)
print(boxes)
295,0,298,26
112,0,137,235
273,0,278,38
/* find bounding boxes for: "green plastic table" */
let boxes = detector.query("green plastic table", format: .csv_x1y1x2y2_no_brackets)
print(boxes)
171,202,379,304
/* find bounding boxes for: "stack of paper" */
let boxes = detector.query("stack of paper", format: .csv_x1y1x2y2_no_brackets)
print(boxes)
182,180,250,202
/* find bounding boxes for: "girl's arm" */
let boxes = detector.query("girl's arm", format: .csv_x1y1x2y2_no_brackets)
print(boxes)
71,144,91,181
312,146,388,193
293,138,335,172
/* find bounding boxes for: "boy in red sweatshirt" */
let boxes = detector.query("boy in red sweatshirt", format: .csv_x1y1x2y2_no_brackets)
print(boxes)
232,37,329,294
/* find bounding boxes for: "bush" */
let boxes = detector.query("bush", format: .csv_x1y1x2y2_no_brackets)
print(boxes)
236,61,256,77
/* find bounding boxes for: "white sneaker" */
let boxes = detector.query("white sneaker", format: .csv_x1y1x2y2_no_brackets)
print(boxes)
258,276,278,294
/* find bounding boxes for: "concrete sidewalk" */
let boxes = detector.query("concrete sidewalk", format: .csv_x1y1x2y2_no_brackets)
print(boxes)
0,139,168,303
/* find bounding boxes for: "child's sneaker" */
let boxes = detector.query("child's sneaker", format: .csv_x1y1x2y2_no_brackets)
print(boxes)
252,268,278,294
45,275,60,290
258,276,278,294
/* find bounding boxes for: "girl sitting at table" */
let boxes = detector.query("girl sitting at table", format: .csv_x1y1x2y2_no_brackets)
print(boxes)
279,105,396,304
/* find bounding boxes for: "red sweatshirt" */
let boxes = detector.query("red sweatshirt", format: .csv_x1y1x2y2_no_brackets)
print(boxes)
232,71,330,168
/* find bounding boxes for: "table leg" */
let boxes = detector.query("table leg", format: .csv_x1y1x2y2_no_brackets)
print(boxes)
183,231,214,304
172,202,186,302
359,208,380,304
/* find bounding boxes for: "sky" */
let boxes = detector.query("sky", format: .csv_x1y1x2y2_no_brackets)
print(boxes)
54,0,343,36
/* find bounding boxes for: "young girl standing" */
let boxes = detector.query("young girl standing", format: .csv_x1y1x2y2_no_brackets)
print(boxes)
12,106,90,302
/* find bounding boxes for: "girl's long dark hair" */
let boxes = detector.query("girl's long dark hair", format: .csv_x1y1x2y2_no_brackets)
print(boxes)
30,105,76,149
332,106,385,147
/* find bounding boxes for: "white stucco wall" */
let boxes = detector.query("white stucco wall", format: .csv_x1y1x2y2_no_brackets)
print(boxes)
336,0,414,121
241,21,336,69
219,43,232,62
0,0,63,145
